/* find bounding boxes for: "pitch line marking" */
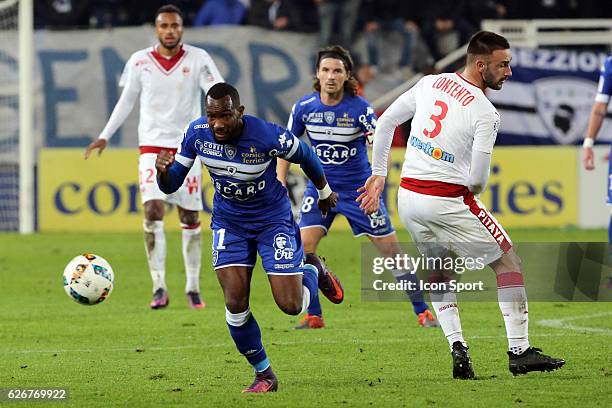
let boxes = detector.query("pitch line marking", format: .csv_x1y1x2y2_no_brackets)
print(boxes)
536,311,612,334
1,331,609,355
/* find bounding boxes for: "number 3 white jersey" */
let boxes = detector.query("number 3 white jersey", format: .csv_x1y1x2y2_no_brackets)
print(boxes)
99,44,223,148
372,72,500,185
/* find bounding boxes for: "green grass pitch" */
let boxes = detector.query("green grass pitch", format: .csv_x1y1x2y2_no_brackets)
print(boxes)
1,228,611,407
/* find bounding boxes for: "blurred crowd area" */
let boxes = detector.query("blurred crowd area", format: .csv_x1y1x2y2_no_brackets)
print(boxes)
32,0,612,78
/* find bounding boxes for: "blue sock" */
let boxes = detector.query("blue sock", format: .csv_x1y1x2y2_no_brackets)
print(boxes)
393,270,428,315
303,264,322,316
227,313,269,372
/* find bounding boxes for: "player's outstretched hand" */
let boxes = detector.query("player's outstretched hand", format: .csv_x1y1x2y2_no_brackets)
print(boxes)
582,147,595,170
84,139,107,160
356,175,386,214
155,149,175,175
318,191,338,217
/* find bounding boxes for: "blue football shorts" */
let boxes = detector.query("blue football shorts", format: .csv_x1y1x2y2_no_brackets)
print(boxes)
297,186,395,237
211,211,304,275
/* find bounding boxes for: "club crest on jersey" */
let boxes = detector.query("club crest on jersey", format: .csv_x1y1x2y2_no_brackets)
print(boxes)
226,166,237,175
273,233,294,261
182,67,190,76
534,77,597,144
324,111,335,125
224,144,237,159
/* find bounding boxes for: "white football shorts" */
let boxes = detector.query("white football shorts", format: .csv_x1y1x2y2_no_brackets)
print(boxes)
397,187,512,264
138,152,203,211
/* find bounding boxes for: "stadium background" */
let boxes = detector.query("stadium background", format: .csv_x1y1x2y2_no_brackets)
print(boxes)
1,20,611,232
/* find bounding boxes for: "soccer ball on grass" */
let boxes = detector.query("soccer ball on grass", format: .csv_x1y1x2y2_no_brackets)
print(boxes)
63,254,114,305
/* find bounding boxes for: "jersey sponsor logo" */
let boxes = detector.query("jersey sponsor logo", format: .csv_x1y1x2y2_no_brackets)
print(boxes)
194,123,209,129
358,114,375,135
368,210,387,229
214,179,266,201
195,139,222,157
241,146,267,164
324,111,335,124
273,233,295,261
303,112,324,123
315,143,357,165
533,77,597,144
336,112,355,127
224,144,237,159
409,136,455,163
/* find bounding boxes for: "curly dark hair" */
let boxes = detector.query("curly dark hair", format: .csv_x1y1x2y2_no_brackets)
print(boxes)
313,45,359,97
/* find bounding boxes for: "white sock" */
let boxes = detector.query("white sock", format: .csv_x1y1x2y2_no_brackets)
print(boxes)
181,222,201,293
431,291,465,350
144,220,166,292
300,286,311,314
497,272,530,355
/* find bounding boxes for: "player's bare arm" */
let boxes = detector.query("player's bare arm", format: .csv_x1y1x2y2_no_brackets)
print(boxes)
276,158,291,187
84,138,108,159
583,101,608,170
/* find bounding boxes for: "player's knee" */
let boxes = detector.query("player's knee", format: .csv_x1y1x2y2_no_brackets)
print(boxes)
278,298,302,316
144,202,164,221
225,298,249,315
179,210,199,226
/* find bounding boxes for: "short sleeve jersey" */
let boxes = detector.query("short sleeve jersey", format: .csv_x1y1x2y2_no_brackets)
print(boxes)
176,115,301,223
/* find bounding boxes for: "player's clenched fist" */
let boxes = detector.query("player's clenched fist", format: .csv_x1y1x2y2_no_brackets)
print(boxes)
318,191,338,217
155,149,175,174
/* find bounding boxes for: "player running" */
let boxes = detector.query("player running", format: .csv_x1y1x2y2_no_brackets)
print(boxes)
84,5,223,309
156,82,344,393
277,45,438,329
357,31,565,378
582,54,612,288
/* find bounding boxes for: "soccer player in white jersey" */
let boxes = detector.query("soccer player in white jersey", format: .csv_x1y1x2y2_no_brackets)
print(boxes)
357,31,565,378
84,5,224,309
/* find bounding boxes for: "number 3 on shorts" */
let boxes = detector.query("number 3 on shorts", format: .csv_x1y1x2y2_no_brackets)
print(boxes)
423,100,448,139
213,228,226,250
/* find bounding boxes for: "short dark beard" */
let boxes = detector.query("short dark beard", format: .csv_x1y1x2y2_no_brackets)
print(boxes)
159,37,180,51
483,70,502,90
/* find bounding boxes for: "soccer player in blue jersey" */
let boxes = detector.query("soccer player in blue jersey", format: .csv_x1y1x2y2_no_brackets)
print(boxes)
156,82,344,393
583,54,612,288
277,45,438,329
